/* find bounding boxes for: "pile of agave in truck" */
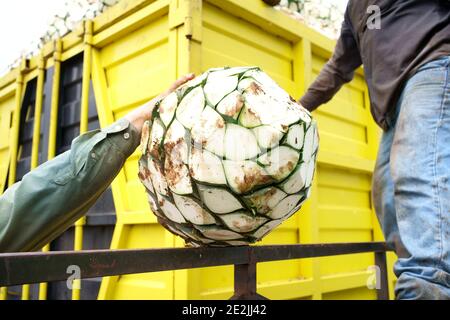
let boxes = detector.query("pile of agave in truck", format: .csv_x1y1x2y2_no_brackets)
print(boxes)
138,66,319,246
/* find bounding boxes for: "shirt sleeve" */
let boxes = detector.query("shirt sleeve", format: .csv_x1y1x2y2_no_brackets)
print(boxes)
0,118,140,252
300,8,363,112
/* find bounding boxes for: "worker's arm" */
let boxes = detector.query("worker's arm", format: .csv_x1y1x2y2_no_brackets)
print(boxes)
0,74,194,253
300,6,362,111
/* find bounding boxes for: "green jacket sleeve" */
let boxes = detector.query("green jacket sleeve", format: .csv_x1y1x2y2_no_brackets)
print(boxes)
0,118,140,252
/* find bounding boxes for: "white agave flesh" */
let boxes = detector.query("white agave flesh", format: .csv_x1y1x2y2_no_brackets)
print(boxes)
312,122,319,155
191,106,225,157
238,104,263,128
157,193,186,223
177,72,208,97
223,160,272,194
189,147,227,185
243,69,290,102
274,196,306,224
204,74,238,106
148,158,169,196
224,124,260,160
257,146,300,181
168,224,216,245
252,220,283,239
164,156,192,195
286,124,304,150
244,186,287,214
173,194,216,225
267,194,302,219
280,163,307,194
194,225,243,241
302,124,317,162
240,77,304,130
210,66,256,78
204,130,226,158
138,158,155,194
216,91,244,119
284,197,306,220
270,103,307,131
163,120,193,194
226,240,251,246
164,119,189,164
177,86,205,129
198,185,243,214
243,91,299,130
238,77,259,92
148,118,165,160
252,125,284,150
183,233,216,245
147,193,161,216
175,223,216,244
304,157,316,188
159,92,178,126
140,120,151,155
220,213,268,233
165,223,189,238
298,108,312,124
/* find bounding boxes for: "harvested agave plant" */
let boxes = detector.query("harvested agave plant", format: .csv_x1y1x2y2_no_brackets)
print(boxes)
138,66,319,247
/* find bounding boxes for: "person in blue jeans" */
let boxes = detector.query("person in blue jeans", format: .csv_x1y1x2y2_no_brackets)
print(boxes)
372,57,450,299
300,1,450,299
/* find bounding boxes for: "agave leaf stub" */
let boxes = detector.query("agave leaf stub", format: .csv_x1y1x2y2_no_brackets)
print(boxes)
138,66,319,247
191,106,226,157
216,91,244,119
159,92,178,126
198,185,243,214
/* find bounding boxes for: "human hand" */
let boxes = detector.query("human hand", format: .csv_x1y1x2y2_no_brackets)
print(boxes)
125,73,195,134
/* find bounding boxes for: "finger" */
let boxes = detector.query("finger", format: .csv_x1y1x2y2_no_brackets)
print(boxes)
166,73,195,93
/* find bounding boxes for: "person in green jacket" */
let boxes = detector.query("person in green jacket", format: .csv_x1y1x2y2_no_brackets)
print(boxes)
0,73,195,253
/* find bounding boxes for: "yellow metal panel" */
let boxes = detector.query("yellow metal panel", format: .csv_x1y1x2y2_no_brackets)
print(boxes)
8,67,25,188
92,0,177,299
323,286,377,300
108,225,174,299
0,88,15,194
202,3,295,95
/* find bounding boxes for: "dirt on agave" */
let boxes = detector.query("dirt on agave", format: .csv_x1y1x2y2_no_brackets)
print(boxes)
235,166,272,194
248,81,265,95
164,138,185,187
223,94,244,118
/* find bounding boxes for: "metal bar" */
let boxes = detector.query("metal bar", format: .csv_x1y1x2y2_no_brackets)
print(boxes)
375,251,390,300
0,243,392,287
230,253,267,300
253,242,390,262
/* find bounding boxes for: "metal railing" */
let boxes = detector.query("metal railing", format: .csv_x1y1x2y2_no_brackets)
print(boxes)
0,242,393,300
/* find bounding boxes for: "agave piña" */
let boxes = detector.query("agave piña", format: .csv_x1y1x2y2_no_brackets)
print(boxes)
138,67,319,247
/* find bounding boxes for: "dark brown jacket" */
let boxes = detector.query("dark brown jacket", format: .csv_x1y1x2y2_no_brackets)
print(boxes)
300,0,450,130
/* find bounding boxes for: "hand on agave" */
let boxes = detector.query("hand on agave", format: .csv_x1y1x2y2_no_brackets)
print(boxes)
125,73,196,134
138,67,319,247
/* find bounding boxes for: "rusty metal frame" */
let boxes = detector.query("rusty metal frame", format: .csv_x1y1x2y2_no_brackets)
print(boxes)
0,242,393,300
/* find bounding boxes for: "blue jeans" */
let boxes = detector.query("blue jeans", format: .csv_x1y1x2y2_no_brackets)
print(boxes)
372,56,450,300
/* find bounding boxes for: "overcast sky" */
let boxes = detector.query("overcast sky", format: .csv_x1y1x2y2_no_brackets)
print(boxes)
0,0,349,75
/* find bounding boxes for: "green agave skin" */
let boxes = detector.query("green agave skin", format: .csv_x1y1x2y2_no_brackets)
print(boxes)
138,67,319,247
